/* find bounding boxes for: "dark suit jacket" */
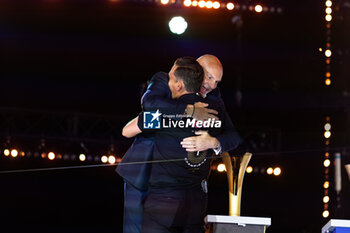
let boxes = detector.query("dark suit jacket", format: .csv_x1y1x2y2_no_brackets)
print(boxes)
116,72,241,191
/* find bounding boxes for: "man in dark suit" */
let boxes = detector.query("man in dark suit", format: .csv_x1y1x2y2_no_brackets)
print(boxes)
117,55,241,233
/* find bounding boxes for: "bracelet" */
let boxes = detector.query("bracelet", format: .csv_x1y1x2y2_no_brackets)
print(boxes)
191,104,195,118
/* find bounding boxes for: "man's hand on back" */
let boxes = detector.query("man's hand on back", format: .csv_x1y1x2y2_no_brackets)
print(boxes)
181,131,219,152
185,102,218,121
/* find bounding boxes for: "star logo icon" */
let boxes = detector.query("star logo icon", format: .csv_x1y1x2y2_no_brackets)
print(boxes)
150,109,161,122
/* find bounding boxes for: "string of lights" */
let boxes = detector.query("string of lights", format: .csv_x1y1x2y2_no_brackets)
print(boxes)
156,0,283,14
322,0,333,219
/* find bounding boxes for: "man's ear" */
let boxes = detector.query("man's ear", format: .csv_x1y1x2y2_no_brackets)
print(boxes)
176,80,184,92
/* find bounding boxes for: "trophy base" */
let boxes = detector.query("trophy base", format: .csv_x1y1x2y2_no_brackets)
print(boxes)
205,215,271,233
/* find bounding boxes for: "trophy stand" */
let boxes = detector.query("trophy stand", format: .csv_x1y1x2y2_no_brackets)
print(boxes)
205,152,271,233
322,219,350,233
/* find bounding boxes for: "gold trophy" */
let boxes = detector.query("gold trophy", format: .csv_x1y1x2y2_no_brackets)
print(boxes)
222,152,252,216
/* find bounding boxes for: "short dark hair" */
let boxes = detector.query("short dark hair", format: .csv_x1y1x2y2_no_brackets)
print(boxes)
173,56,204,93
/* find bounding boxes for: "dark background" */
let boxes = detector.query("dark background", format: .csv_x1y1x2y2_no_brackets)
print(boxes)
0,0,350,232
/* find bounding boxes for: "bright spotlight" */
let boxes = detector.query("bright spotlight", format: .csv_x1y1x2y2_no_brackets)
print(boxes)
213,1,220,9
325,14,332,22
108,155,116,164
325,49,332,57
255,4,263,13
198,0,206,8
226,2,234,10
324,159,331,167
324,131,331,138
169,16,188,35
4,149,10,156
192,0,198,6
184,0,191,7
48,152,55,160
273,167,281,176
161,0,169,5
322,210,330,218
324,181,330,189
266,167,273,175
11,149,18,157
325,0,332,7
79,153,86,161
325,72,331,78
205,1,213,8
217,163,226,172
101,155,108,163
325,79,331,86
323,196,330,203
325,7,332,14
246,166,253,173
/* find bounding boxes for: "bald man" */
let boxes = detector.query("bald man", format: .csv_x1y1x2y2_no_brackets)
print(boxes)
117,55,241,233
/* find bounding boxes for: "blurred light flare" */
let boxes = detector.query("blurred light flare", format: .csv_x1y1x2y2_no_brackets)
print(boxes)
323,196,330,203
267,167,273,175
161,0,169,5
205,1,213,8
324,131,331,138
79,153,86,161
325,15,332,22
48,152,55,160
11,149,18,157
273,167,281,176
213,1,220,9
217,163,226,172
198,0,206,8
324,181,330,189
246,166,253,173
4,149,10,156
323,210,330,218
101,155,108,163
255,4,263,13
226,2,234,10
108,155,116,164
323,159,331,167
169,16,188,35
184,0,191,7
326,0,332,7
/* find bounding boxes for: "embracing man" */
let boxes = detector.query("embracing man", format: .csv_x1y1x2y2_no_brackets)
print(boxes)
117,55,241,233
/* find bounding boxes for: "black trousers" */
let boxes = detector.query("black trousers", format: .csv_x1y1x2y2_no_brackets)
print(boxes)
142,187,207,233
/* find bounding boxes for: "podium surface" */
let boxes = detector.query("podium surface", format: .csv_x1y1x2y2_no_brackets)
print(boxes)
205,215,271,233
322,219,350,233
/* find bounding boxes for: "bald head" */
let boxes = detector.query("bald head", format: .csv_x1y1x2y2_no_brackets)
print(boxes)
197,54,223,97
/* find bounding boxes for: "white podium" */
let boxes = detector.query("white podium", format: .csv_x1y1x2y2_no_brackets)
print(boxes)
322,219,350,233
205,215,271,233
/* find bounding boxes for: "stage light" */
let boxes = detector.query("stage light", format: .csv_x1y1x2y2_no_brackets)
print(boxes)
325,0,332,7
48,152,55,160
4,149,10,156
108,155,116,164
273,167,281,176
324,123,331,131
213,1,220,9
184,0,191,7
79,153,86,161
319,48,323,52
325,152,329,157
192,0,198,6
11,149,18,157
323,196,330,203
324,131,331,138
325,7,332,14
324,181,329,189
322,210,329,218
246,166,253,173
169,16,188,35
255,4,263,13
325,14,332,22
161,0,169,5
325,79,331,86
101,155,108,163
325,72,331,78
324,159,331,167
326,58,331,64
266,167,273,175
198,0,205,8
226,2,234,10
217,163,226,172
325,49,332,57
205,1,213,8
